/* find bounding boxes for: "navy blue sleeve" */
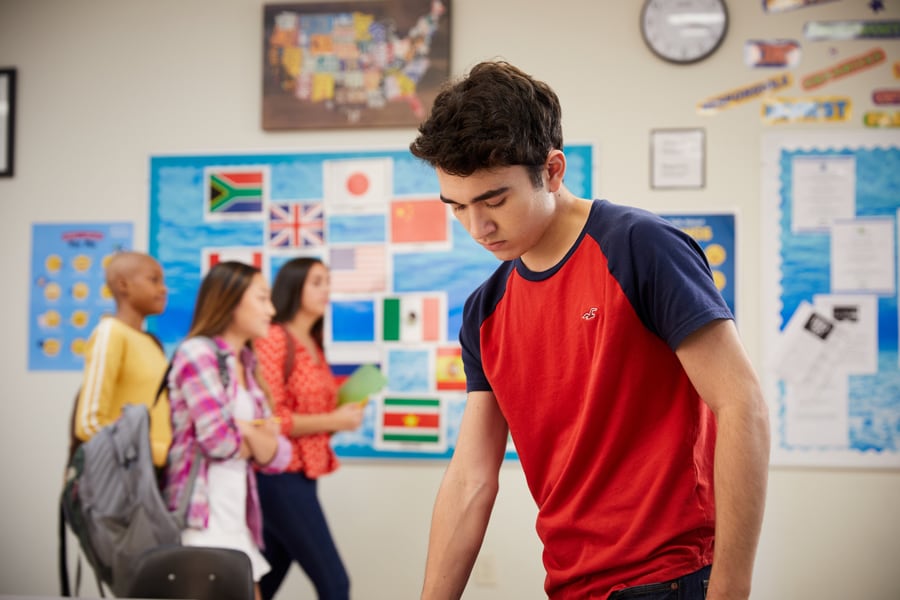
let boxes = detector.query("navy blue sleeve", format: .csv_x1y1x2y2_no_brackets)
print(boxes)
592,202,733,350
458,262,515,393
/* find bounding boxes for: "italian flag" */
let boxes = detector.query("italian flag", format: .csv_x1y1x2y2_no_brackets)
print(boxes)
381,397,441,444
383,295,441,342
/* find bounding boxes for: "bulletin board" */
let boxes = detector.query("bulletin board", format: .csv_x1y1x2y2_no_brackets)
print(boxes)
761,130,900,468
148,145,594,460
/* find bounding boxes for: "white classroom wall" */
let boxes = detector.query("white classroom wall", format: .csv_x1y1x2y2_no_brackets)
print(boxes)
1,1,899,598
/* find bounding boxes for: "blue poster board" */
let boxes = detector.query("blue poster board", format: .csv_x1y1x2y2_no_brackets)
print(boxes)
762,131,900,468
149,145,594,460
29,222,133,371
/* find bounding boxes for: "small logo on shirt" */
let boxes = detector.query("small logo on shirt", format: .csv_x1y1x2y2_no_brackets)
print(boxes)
582,307,598,320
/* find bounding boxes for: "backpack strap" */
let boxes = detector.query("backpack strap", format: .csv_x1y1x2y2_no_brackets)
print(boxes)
161,335,230,529
279,324,296,384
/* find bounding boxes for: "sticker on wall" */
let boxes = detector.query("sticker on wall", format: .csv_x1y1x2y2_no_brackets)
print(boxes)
435,346,466,391
382,293,446,343
204,167,267,221
761,97,851,124
762,0,839,12
323,157,392,213
744,40,801,68
329,243,387,293
390,198,451,248
268,201,325,248
873,88,900,105
329,298,377,343
801,47,885,91
201,247,264,275
697,73,792,114
862,110,900,127
386,348,433,392
804,20,900,41
375,395,446,452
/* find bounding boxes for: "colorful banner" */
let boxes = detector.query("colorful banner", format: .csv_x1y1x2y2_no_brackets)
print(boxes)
761,97,851,124
801,47,886,91
698,73,792,114
763,0,839,13
744,40,801,68
804,20,900,41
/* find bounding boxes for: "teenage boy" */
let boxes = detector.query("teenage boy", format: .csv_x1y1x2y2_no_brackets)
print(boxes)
410,61,770,600
73,251,170,466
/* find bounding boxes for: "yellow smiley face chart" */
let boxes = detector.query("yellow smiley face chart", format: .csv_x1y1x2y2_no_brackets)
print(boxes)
29,223,134,371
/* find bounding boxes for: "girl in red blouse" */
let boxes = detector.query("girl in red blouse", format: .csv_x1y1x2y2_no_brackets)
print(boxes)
254,257,363,600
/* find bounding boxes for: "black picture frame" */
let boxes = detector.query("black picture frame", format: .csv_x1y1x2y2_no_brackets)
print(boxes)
0,68,16,177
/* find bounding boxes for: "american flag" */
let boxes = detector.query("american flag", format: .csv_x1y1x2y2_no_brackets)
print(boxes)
269,202,324,248
329,245,386,293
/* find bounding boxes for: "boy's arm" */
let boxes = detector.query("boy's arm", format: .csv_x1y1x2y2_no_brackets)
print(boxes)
675,319,770,600
421,390,508,600
74,319,124,441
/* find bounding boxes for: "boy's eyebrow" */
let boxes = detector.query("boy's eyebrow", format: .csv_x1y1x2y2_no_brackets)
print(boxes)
440,186,510,206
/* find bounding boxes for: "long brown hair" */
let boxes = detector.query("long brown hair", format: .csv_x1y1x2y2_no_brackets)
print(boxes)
187,260,272,403
271,257,325,349
188,260,260,341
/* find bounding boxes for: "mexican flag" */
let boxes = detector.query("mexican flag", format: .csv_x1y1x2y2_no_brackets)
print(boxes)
381,397,441,444
383,295,441,342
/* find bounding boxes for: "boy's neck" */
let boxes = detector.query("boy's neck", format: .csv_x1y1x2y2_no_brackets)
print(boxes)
520,190,592,272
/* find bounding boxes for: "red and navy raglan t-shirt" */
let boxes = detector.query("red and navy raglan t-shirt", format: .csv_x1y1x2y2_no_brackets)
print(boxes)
459,199,733,599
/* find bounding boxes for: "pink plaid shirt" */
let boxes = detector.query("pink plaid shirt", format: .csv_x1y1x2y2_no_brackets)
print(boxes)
162,336,290,547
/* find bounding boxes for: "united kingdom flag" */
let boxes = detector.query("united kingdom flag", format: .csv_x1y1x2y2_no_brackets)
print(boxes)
269,201,325,248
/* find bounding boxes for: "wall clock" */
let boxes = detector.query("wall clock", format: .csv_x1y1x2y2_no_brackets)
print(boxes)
640,0,729,65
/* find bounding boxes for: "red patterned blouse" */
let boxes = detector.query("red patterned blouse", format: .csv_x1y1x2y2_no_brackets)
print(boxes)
255,323,339,478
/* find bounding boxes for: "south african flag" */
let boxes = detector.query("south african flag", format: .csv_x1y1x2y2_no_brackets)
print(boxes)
207,168,264,215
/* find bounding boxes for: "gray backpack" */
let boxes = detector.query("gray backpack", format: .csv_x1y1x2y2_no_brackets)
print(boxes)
60,403,184,597
59,336,226,597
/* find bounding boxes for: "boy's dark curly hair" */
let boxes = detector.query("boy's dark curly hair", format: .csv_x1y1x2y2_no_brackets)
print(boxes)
410,61,563,188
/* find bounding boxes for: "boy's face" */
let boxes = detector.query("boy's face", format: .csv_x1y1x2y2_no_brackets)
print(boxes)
437,164,556,262
127,258,167,316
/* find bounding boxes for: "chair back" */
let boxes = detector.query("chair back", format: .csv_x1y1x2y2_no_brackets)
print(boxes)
125,544,254,600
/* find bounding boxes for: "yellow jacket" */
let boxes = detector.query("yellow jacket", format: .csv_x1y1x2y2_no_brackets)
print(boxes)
74,317,171,466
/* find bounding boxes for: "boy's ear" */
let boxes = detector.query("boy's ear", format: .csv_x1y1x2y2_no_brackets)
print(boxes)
545,149,566,192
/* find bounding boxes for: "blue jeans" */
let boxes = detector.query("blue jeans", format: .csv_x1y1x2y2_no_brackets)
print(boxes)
608,565,711,599
256,471,349,600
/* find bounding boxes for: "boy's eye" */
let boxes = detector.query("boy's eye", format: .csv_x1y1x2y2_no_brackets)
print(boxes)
485,198,506,209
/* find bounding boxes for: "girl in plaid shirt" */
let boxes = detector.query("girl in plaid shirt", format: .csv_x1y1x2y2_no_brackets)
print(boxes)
162,261,291,599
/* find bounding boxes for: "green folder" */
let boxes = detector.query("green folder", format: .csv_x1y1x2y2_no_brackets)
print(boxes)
337,364,387,406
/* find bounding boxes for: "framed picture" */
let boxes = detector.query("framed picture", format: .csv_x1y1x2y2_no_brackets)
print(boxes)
0,68,15,177
650,128,705,189
262,0,451,130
